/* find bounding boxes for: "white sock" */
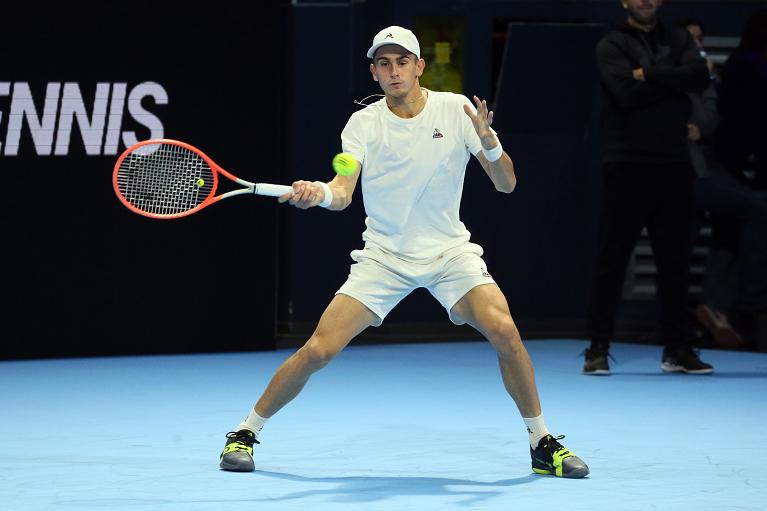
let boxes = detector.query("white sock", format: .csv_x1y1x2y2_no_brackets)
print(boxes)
236,407,268,440
523,414,550,448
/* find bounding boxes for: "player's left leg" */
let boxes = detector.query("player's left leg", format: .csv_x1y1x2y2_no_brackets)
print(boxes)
451,284,539,416
450,284,589,478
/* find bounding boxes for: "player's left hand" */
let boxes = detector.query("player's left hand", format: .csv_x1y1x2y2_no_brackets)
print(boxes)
463,95,497,150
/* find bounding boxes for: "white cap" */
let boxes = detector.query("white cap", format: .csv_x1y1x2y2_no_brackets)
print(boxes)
366,26,421,59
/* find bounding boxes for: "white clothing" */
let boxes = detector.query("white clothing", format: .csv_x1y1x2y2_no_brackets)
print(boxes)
340,90,488,262
337,243,496,326
336,90,498,324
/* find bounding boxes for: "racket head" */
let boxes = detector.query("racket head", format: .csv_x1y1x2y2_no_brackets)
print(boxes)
113,139,220,219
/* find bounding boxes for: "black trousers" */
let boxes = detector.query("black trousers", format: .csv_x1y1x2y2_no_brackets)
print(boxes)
587,161,695,349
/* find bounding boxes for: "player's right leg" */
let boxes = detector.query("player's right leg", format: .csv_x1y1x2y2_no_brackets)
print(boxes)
219,294,377,471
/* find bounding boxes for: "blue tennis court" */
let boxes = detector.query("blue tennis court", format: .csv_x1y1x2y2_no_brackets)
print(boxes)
1,339,764,511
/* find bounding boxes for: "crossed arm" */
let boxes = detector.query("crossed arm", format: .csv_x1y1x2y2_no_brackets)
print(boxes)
597,35,709,110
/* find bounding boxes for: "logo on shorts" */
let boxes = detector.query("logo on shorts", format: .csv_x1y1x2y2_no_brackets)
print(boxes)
432,128,443,139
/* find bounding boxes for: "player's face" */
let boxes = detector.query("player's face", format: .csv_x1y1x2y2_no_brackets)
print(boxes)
621,0,662,25
370,45,424,98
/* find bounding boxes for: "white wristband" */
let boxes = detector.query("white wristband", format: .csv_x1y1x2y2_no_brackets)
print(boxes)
314,181,333,208
483,141,504,162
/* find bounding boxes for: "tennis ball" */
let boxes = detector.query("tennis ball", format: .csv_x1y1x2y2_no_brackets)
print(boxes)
332,153,358,176
196,178,205,187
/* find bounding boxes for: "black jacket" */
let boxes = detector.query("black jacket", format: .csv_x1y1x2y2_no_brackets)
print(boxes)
595,20,710,164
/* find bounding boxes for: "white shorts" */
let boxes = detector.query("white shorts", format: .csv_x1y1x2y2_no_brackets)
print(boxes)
336,242,496,326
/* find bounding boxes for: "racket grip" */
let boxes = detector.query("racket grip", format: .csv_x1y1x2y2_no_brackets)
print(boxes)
254,183,294,197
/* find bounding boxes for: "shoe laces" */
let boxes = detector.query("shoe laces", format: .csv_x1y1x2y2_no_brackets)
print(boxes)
225,430,259,448
545,434,565,451
579,348,616,363
666,346,702,362
541,435,575,460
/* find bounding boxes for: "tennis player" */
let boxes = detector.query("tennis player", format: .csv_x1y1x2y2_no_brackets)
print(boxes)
220,25,589,478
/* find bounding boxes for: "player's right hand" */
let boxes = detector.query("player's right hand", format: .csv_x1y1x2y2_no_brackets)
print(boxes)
279,180,323,209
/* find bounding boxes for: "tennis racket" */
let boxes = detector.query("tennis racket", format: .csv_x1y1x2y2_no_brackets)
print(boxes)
113,139,293,219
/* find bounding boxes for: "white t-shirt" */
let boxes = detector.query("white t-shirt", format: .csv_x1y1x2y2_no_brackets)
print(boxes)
341,90,487,262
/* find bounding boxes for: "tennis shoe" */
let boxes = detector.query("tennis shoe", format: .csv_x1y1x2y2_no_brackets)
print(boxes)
661,346,713,374
220,429,258,472
531,434,590,478
582,344,611,375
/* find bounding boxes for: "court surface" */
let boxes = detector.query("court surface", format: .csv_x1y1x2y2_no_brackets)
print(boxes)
1,339,764,511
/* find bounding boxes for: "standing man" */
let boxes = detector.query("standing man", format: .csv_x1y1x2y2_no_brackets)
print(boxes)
220,26,589,479
583,0,714,375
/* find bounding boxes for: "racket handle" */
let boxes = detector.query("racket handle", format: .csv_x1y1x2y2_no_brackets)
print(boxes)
254,183,294,197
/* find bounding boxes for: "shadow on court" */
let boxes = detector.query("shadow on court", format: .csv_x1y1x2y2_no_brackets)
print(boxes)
252,470,541,505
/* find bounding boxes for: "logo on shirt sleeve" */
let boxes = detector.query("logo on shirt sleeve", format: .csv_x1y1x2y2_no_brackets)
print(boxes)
432,128,443,139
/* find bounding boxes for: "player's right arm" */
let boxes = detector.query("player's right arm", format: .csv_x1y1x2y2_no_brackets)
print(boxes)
326,112,366,210
326,162,361,210
278,113,366,210
277,168,360,211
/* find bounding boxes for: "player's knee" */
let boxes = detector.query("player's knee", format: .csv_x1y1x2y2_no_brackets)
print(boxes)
297,338,338,370
486,317,522,358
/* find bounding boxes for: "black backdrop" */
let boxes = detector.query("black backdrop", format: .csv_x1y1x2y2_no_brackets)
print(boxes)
2,1,762,358
1,2,285,358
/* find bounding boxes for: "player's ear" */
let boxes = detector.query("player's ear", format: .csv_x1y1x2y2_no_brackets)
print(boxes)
370,63,378,82
416,58,425,78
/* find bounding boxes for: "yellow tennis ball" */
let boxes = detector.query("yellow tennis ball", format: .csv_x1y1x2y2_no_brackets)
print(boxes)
332,153,358,176
196,178,205,187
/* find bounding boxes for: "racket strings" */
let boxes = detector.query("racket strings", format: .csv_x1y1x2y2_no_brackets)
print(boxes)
116,144,215,215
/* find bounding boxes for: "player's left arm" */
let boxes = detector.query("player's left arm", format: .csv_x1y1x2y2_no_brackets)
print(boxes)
463,95,516,193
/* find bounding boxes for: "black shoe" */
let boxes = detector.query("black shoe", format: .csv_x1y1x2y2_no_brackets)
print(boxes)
661,347,714,375
219,429,258,472
530,434,590,478
583,345,610,375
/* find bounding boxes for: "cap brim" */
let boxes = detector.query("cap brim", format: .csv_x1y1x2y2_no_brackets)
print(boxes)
366,42,418,59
